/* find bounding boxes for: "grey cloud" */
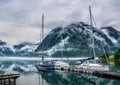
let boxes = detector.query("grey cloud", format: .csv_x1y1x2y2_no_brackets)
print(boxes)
0,0,119,44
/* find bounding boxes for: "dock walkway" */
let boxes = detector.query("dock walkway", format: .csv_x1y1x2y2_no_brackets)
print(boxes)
0,74,20,85
55,66,120,80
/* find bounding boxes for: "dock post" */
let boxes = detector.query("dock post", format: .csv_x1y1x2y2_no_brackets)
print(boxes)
13,78,16,85
3,79,5,85
0,79,2,85
9,78,11,85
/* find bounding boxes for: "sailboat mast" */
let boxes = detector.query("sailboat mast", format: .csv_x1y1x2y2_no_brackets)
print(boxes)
89,6,93,27
41,14,44,63
61,26,64,61
89,6,96,62
41,14,44,50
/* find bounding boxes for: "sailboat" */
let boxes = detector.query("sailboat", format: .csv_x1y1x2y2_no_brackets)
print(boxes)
74,6,109,71
35,14,55,71
35,14,69,71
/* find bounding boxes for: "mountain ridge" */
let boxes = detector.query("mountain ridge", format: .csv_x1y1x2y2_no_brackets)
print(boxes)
35,22,120,57
0,22,120,57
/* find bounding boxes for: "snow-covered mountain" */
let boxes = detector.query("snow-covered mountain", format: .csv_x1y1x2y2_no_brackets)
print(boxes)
13,42,38,56
0,22,120,57
0,40,15,56
35,22,120,57
0,41,38,56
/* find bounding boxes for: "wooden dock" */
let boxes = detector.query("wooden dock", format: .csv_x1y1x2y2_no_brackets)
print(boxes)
55,66,120,80
0,74,20,85
95,71,120,80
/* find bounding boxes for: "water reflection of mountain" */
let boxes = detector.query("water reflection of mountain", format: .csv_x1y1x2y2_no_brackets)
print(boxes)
40,71,120,85
39,71,97,85
0,61,37,73
1,60,120,85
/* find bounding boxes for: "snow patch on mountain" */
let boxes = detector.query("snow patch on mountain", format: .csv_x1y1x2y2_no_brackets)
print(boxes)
44,37,74,56
20,44,38,52
101,29,118,44
93,34,104,41
14,42,38,56
0,40,15,56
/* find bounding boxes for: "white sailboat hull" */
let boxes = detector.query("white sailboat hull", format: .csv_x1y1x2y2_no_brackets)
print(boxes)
75,62,109,71
55,61,69,67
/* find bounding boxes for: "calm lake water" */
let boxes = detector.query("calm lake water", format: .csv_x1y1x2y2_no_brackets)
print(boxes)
17,71,120,85
0,58,120,85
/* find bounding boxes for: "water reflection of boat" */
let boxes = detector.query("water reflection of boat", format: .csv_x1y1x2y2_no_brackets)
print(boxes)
38,71,68,85
77,74,96,85
38,70,97,85
74,6,109,72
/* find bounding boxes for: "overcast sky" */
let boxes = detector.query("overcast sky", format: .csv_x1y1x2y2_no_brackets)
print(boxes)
0,0,120,45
